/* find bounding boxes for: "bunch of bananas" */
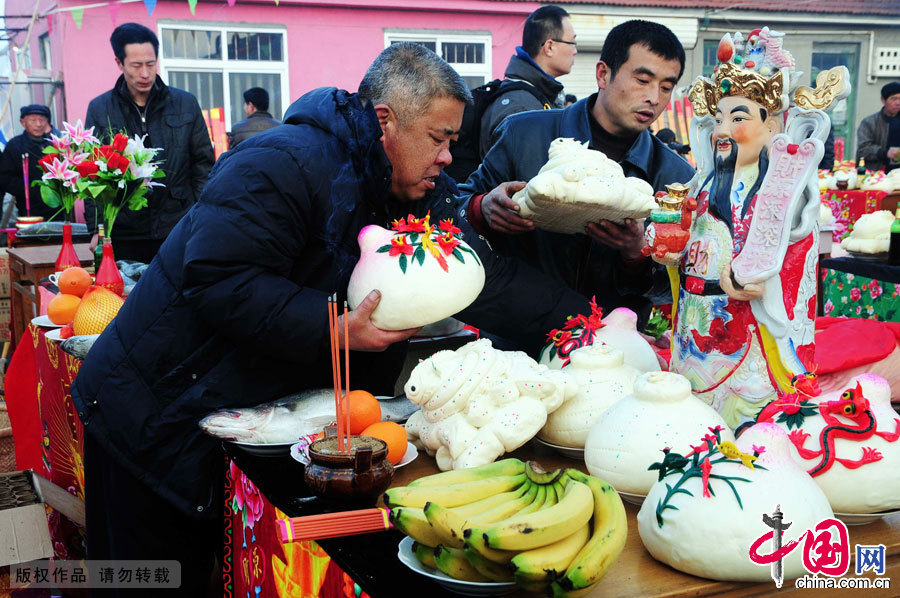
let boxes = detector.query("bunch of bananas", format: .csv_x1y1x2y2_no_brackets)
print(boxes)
385,458,627,596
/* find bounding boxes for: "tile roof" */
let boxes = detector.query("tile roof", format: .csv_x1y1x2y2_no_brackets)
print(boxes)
500,0,900,16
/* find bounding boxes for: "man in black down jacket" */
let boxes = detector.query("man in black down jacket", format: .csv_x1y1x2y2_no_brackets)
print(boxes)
72,42,588,596
85,23,214,264
460,20,695,322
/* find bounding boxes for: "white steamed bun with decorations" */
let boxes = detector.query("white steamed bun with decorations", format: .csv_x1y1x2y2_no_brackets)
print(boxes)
404,338,577,471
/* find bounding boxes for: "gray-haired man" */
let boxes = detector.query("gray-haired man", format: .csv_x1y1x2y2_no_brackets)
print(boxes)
72,42,587,597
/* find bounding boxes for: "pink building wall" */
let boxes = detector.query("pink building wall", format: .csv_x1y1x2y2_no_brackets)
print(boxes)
7,0,540,124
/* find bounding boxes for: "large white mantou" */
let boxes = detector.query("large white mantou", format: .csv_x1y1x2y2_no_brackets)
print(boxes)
347,219,485,330
765,373,900,514
638,423,834,582
584,371,733,495
513,138,656,232
538,345,639,448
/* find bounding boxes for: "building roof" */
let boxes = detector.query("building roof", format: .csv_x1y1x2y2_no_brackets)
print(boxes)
506,0,900,16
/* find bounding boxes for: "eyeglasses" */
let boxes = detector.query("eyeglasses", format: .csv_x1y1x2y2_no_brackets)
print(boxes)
551,39,577,47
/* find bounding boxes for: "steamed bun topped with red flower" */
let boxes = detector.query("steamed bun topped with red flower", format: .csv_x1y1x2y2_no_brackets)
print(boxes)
347,213,485,330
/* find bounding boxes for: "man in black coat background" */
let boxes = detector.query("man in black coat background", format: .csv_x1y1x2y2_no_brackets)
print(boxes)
73,42,589,597
228,86,281,148
0,105,98,226
85,23,214,264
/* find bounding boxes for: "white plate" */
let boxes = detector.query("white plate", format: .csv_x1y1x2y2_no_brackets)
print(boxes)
834,508,900,526
31,315,64,329
229,440,296,456
395,442,418,468
45,328,64,342
533,436,584,460
618,491,647,506
396,537,518,596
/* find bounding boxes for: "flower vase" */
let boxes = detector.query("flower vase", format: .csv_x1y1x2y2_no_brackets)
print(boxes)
55,222,81,271
95,238,124,296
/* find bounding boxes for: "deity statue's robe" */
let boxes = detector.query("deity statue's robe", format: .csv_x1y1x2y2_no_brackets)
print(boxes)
670,162,818,429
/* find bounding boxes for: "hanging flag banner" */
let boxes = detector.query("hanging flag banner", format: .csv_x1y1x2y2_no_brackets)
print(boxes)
46,12,54,35
71,8,85,28
144,0,157,15
187,0,198,15
227,0,236,6
108,1,120,25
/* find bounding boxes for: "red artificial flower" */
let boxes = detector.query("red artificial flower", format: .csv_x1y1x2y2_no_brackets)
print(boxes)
76,160,100,179
95,145,116,160
111,133,129,153
439,219,461,235
437,232,461,256
107,152,130,172
37,154,56,172
389,236,415,257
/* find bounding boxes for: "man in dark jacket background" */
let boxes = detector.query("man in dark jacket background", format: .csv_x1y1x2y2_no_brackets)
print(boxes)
85,22,214,264
72,42,588,597
857,81,900,172
0,105,97,226
228,86,281,148
479,5,576,158
460,20,694,321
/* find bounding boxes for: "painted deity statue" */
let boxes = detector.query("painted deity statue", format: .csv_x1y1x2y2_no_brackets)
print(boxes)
647,28,850,428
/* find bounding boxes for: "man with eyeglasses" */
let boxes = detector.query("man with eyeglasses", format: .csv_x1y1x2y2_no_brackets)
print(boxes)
478,5,577,158
459,20,694,327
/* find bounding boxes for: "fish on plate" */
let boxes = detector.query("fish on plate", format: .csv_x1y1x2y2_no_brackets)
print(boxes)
199,389,417,444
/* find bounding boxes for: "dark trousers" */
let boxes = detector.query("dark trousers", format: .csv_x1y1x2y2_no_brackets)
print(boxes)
84,434,221,597
108,238,164,265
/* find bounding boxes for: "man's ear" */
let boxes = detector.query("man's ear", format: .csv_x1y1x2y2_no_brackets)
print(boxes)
596,61,612,91
765,114,781,136
114,58,125,73
374,103,394,136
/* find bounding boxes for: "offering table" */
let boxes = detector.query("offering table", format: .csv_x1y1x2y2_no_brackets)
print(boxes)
820,257,900,321
227,441,899,598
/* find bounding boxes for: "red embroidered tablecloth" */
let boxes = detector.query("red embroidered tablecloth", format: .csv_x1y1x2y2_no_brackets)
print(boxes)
4,325,359,595
225,459,367,598
821,189,888,241
4,324,86,561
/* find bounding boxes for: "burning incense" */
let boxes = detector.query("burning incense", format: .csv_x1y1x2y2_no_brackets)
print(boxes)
276,508,393,543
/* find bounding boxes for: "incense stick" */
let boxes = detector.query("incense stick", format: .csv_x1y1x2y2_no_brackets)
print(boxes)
328,294,344,452
276,508,393,543
343,301,350,453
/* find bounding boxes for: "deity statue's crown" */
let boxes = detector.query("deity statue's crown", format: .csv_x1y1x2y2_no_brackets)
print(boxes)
689,27,795,117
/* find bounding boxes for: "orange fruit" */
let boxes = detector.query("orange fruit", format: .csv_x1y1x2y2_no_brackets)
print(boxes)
361,421,408,465
339,390,381,435
72,286,125,335
47,293,81,325
56,267,92,297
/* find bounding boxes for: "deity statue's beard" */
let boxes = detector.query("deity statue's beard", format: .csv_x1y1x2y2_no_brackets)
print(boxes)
709,140,739,234
707,140,769,236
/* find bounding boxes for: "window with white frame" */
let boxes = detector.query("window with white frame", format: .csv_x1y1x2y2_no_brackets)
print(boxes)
384,31,492,89
158,23,289,130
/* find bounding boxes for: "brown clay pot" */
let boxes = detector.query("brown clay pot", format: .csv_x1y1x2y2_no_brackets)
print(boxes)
304,435,394,506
